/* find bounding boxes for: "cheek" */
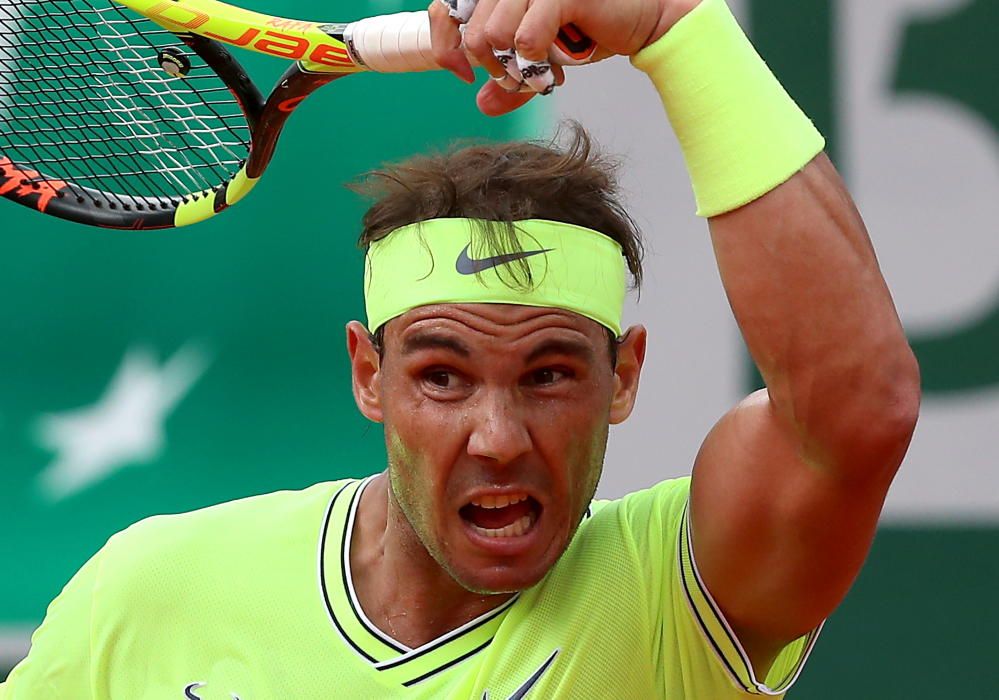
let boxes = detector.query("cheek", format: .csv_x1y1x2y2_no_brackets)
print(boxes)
385,426,420,482
383,409,460,522
384,395,464,474
561,409,607,463
577,424,608,492
532,395,610,483
385,426,439,533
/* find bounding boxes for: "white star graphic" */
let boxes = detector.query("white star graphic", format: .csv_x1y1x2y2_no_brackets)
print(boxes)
35,343,210,502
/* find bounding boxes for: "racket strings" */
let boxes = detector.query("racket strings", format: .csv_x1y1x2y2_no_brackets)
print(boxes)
2,5,186,203
16,1,242,198
0,10,194,205
5,1,244,198
0,0,251,204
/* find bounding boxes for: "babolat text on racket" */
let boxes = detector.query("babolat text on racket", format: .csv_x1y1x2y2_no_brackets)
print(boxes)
0,0,595,229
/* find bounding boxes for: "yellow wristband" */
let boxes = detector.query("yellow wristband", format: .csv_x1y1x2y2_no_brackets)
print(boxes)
631,0,825,217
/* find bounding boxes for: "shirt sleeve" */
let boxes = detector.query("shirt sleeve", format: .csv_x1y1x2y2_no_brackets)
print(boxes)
614,478,822,697
0,546,103,700
673,499,822,695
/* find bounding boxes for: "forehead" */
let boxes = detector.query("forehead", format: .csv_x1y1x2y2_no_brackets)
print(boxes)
382,303,608,355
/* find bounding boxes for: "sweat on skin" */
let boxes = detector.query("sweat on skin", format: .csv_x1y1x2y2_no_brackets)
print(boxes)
347,302,644,641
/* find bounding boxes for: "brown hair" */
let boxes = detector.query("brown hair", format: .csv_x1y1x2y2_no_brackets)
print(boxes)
350,122,644,359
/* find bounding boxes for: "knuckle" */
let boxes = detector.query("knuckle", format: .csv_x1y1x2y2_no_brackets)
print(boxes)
431,44,449,64
514,31,543,59
483,22,512,50
428,1,447,19
462,26,489,55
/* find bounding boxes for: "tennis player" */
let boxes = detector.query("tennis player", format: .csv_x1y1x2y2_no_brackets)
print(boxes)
1,0,920,697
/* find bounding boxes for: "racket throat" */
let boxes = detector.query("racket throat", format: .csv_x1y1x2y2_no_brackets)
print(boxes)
245,64,342,179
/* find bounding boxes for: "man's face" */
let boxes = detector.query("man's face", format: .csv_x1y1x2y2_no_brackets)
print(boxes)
355,303,644,595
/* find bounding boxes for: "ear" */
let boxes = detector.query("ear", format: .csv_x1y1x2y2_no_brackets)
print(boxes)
346,321,383,423
609,325,647,425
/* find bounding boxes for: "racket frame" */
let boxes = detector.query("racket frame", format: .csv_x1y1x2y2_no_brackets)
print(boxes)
1,0,594,229
0,24,266,229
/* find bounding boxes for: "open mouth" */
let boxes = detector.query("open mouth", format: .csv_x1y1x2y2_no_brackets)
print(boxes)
459,494,541,539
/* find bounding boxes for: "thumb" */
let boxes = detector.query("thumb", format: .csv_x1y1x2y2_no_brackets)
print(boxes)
476,81,537,116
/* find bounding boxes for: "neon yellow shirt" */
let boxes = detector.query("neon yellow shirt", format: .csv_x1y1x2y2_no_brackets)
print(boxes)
1,476,819,698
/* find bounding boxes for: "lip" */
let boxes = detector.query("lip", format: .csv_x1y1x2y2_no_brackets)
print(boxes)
459,508,544,556
459,487,544,508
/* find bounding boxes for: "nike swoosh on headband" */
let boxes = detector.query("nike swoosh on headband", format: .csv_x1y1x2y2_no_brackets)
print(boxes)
455,244,554,275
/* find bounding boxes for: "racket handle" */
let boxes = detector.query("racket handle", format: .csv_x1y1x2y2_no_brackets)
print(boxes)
345,12,436,73
343,11,596,73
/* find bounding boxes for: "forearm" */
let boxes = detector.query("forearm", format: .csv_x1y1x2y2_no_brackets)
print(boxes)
634,0,919,475
709,156,920,475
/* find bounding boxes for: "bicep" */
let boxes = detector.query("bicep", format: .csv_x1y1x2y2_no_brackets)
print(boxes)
689,389,894,665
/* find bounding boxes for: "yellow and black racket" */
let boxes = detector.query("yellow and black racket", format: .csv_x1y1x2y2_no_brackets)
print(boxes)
0,0,595,229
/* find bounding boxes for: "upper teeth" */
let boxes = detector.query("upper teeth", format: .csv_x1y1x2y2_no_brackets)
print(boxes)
471,494,528,509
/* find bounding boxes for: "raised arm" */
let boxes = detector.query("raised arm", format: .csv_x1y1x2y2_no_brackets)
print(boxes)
428,0,921,677
628,0,921,674
691,153,920,671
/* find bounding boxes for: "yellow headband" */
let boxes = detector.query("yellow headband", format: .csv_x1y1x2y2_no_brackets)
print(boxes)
364,218,627,336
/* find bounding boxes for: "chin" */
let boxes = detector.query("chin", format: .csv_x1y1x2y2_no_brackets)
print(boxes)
457,568,548,596
450,549,563,595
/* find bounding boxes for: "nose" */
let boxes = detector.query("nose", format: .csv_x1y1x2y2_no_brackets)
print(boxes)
465,389,532,465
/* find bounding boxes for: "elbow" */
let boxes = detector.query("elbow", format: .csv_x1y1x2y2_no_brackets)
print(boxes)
894,343,923,442
894,345,922,436
839,345,922,480
882,344,921,445
793,342,921,481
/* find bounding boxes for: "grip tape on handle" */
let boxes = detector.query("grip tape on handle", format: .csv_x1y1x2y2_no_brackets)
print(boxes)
344,12,437,73
343,10,596,73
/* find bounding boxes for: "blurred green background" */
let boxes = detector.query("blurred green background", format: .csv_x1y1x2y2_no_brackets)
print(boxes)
2,0,998,696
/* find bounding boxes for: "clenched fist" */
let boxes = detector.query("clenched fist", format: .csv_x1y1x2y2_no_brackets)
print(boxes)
429,0,702,115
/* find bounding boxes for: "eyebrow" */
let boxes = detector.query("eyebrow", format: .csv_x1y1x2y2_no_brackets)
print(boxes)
400,332,471,358
525,338,595,365
399,333,596,364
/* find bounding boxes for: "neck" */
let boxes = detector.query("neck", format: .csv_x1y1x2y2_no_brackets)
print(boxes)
349,473,514,648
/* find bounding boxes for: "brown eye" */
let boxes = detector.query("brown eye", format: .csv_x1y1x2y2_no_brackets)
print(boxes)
426,371,454,388
530,368,568,386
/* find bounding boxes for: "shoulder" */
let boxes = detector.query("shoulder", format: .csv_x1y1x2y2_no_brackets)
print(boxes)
97,480,352,594
518,478,693,644
556,477,691,595
112,480,349,546
52,480,362,674
586,475,691,537
543,476,691,585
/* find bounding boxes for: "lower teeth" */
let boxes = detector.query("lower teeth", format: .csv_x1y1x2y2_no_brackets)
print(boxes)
472,512,535,538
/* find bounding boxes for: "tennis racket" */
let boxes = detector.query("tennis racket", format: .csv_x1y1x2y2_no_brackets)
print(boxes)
0,0,595,230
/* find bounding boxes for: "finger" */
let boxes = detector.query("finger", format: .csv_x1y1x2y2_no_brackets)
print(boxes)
550,23,598,65
439,0,479,23
514,0,565,62
483,0,527,51
461,0,509,83
493,48,525,91
516,53,556,95
512,66,562,92
482,0,534,88
476,79,536,116
429,0,474,82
